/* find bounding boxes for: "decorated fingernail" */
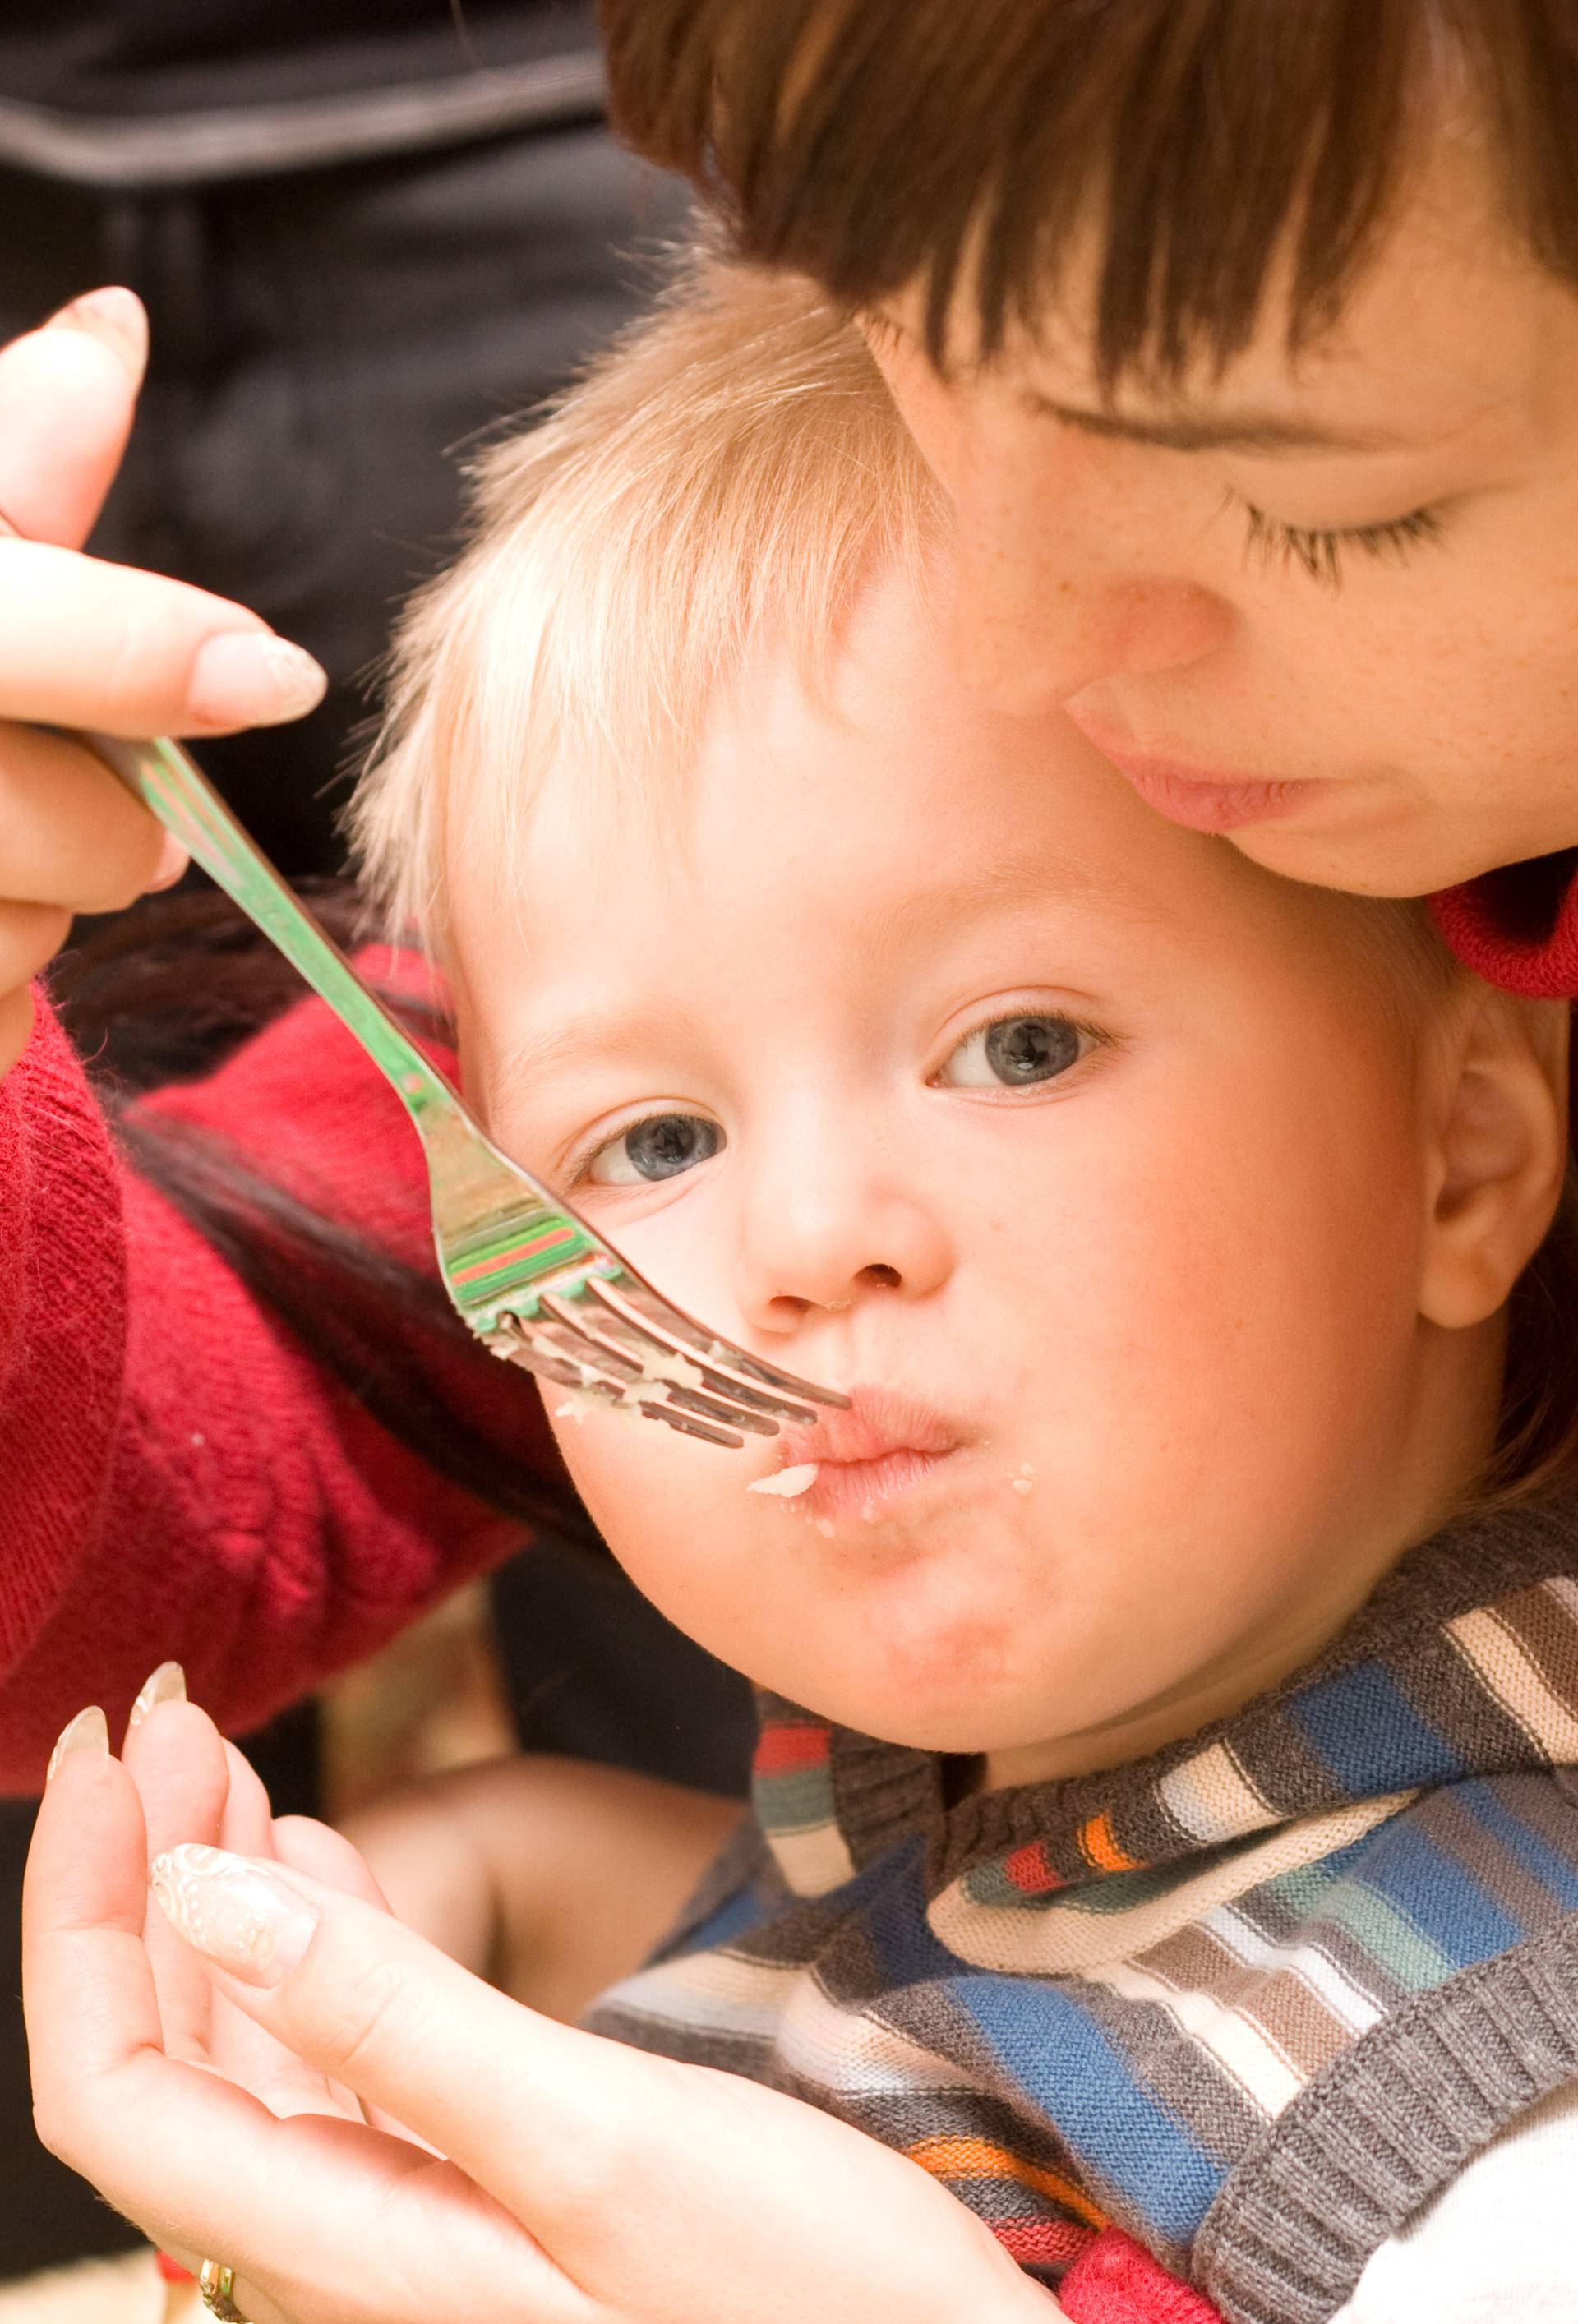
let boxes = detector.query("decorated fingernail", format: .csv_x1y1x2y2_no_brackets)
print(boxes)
46,1706,108,1782
128,1662,187,1731
185,632,328,730
150,1844,318,1987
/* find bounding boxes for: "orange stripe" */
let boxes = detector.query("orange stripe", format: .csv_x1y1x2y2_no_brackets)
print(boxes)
907,2134,1110,2229
1077,1810,1140,1872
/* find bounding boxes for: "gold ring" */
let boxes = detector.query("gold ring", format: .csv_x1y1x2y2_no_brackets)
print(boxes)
198,2260,248,2322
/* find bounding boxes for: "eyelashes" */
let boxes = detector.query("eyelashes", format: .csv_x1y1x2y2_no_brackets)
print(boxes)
1239,500,1445,588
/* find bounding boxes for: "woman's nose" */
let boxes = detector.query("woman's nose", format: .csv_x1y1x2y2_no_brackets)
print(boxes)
733,1162,955,1335
948,515,1234,714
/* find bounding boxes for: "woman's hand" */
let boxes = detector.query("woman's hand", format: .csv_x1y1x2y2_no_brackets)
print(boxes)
0,286,326,1078
25,1709,1059,2324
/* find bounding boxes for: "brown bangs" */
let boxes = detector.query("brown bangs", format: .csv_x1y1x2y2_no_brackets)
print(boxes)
601,0,1578,384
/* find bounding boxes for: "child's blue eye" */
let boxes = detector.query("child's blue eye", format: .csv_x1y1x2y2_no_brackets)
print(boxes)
937,1014,1086,1090
586,1112,724,1186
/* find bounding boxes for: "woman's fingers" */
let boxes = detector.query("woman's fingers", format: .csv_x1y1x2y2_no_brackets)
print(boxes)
0,290,320,735
0,292,146,548
0,540,325,736
120,1697,233,2065
0,722,169,910
0,724,175,1074
150,1847,665,2219
26,1742,561,2324
266,1815,438,2145
208,1750,366,2125
271,1814,395,1908
23,1733,166,2158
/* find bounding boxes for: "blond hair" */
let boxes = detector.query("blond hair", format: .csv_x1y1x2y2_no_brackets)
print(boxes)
350,249,940,952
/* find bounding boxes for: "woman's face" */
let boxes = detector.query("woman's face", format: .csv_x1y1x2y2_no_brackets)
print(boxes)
865,141,1578,899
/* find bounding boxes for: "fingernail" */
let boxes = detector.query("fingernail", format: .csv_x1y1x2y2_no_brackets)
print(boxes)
46,286,148,384
46,1706,108,1782
145,832,189,892
185,633,328,730
151,1844,318,1988
128,1661,187,1731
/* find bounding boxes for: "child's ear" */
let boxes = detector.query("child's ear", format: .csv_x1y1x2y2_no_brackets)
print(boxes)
1420,986,1570,1330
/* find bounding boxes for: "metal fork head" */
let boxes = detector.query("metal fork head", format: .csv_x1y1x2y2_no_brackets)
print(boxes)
422,1102,847,1448
486,1266,837,1447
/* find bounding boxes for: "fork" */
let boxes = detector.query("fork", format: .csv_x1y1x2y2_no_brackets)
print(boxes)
82,727,847,1447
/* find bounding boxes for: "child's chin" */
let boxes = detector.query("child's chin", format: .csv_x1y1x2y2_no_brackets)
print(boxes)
787,1659,1059,1759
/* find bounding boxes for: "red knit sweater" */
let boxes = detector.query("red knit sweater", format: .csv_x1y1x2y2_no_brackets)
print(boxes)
0,961,552,1790
1431,850,1578,997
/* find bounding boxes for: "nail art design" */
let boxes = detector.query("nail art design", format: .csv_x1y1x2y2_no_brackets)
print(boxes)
46,1706,108,1782
150,1844,317,1987
128,1662,187,1731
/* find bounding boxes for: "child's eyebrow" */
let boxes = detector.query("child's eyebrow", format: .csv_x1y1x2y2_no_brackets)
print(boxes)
863,854,1169,953
488,858,1167,1101
489,1001,690,1101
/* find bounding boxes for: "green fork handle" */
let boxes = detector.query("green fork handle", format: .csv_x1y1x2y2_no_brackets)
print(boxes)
86,729,459,1131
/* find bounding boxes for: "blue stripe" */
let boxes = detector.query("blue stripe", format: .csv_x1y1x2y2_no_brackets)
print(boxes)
951,1976,1225,2240
672,1880,781,1959
1455,1779,1578,1916
1350,1810,1523,1970
1290,1661,1468,1791
861,1842,976,1988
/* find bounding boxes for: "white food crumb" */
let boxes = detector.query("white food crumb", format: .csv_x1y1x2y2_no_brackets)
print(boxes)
1011,1476,1034,1496
748,1463,820,1499
551,1387,641,1426
1018,1461,1035,1477
816,1518,836,1538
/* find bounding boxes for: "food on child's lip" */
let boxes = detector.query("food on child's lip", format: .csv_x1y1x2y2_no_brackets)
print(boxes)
748,1462,820,1498
1011,1462,1036,1497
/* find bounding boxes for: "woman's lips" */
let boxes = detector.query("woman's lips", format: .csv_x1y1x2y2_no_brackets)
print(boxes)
767,1385,965,1524
1068,717,1329,833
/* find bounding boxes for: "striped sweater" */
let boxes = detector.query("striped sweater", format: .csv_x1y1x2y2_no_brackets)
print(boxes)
586,1491,1578,2324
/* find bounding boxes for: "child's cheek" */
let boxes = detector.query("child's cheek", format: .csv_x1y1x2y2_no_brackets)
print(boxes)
546,1405,722,1576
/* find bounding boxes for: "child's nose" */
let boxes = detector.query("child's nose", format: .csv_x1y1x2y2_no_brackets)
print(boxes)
734,1172,954,1331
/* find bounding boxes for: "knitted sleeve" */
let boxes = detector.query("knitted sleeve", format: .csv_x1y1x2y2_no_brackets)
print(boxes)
0,979,556,1791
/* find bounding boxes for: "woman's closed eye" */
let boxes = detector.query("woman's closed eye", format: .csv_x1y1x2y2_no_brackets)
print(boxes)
583,1109,724,1187
934,1011,1098,1091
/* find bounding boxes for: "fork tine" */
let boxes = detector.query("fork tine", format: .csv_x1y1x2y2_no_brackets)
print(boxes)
535,1293,649,1381
657,1384,780,1436
582,1278,826,1422
496,1311,782,1436
640,1403,746,1448
488,1316,657,1407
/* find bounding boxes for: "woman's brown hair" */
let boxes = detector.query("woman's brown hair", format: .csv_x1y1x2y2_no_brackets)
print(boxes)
601,0,1578,383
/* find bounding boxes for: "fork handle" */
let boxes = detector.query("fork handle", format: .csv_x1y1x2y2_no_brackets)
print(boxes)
85,729,461,1125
